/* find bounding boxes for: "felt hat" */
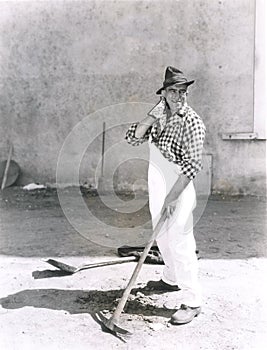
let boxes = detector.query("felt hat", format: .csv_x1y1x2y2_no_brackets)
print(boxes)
156,66,195,95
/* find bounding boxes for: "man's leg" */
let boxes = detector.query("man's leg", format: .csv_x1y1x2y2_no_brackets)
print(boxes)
156,182,202,323
148,166,178,288
156,181,200,295
166,211,201,307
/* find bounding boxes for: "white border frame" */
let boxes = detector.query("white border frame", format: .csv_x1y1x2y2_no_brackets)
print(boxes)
253,0,266,140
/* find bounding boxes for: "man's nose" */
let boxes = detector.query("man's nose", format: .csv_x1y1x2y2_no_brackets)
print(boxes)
171,95,181,102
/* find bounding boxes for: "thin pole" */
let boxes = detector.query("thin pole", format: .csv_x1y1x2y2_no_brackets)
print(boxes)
101,122,106,177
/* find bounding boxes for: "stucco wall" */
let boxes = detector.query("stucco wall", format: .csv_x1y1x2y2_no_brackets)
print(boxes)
0,0,265,195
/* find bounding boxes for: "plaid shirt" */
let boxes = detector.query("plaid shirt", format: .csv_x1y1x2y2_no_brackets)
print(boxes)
125,105,206,180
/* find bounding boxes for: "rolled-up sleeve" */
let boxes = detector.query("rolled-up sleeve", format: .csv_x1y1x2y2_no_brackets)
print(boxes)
181,119,206,180
125,122,151,146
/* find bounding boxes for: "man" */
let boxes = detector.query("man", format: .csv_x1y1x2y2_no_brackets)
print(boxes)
125,66,206,325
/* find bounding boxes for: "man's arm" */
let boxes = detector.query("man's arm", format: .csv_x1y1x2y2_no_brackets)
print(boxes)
135,115,156,138
161,116,206,218
161,175,190,217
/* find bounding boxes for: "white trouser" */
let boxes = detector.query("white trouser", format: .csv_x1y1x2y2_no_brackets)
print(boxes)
148,143,201,307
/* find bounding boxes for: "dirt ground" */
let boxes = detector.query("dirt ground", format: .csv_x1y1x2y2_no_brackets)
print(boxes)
0,187,266,350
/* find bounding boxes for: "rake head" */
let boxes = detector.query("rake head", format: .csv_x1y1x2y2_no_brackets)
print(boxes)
95,311,133,342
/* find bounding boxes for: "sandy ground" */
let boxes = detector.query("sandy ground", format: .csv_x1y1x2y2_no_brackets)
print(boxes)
0,187,267,350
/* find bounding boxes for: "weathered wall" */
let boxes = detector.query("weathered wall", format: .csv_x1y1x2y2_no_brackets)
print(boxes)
0,0,265,195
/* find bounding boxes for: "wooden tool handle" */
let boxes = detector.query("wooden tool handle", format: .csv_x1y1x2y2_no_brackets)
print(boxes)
77,256,137,271
110,213,167,324
1,143,13,190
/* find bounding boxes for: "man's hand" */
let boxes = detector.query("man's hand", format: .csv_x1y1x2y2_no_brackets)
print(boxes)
147,97,166,120
161,194,178,219
160,174,191,219
135,98,166,138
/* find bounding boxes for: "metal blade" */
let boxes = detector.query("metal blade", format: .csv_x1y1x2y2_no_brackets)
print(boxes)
42,258,77,274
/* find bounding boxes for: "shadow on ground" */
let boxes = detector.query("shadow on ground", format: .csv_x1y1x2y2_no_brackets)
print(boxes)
0,287,175,318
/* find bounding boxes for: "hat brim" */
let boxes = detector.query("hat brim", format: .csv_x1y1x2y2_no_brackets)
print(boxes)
156,80,195,95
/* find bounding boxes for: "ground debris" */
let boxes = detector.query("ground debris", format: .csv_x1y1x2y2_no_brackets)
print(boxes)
123,291,166,318
148,323,165,331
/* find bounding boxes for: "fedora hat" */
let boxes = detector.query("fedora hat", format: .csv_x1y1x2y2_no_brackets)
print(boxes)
156,66,195,95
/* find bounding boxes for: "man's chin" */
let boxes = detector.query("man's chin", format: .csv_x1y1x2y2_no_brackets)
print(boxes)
168,102,182,112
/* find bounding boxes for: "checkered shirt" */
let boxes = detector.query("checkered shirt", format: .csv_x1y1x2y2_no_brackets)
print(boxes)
125,106,206,180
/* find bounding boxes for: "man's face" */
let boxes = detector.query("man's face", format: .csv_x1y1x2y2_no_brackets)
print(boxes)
162,83,188,112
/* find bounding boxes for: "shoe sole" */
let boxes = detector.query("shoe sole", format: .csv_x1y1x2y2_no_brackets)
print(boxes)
145,280,179,292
